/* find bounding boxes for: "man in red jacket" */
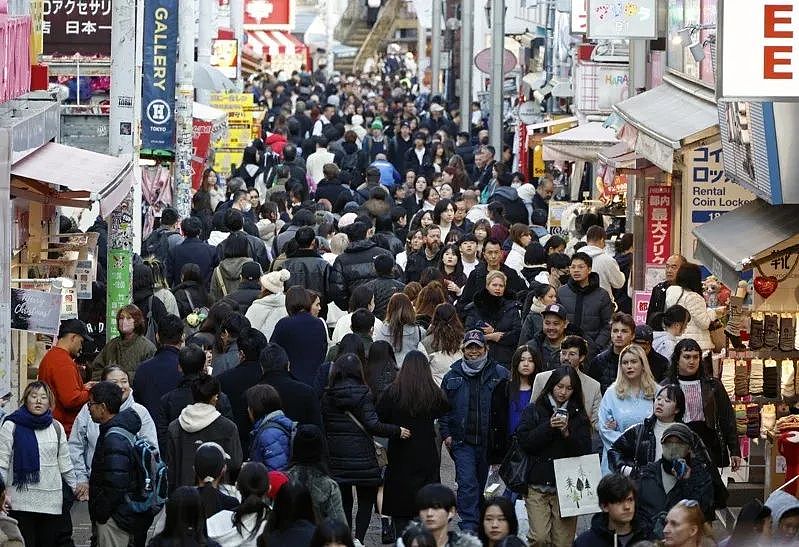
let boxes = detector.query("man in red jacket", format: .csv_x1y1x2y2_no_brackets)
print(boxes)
38,319,95,435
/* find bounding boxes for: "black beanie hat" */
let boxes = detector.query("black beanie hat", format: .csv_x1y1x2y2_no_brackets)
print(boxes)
292,424,324,465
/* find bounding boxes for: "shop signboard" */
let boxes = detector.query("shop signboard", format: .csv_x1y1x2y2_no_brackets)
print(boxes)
210,92,260,177
211,39,238,79
646,184,672,265
141,0,178,150
11,288,63,336
587,0,657,39
42,0,111,56
547,201,570,236
192,118,213,189
633,291,651,326
718,0,799,100
244,0,294,29
571,0,588,33
575,61,631,115
106,249,131,340
681,141,755,261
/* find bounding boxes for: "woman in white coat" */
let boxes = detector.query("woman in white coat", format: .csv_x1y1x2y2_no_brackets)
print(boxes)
503,224,533,279
68,365,158,496
244,269,290,341
664,263,725,352
0,381,76,547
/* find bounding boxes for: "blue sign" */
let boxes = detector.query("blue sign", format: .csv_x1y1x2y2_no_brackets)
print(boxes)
141,0,178,151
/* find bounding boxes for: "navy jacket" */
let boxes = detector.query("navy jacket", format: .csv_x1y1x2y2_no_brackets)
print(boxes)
218,360,264,451
260,368,323,430
270,312,328,387
167,237,218,288
439,359,509,444
131,346,182,421
89,409,148,532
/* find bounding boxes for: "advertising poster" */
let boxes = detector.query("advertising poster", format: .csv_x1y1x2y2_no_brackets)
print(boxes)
42,0,112,56
633,291,651,325
106,249,132,340
11,288,63,337
554,454,602,517
211,39,238,79
547,201,570,237
192,118,214,189
141,0,178,150
587,0,657,39
646,185,672,265
681,142,754,261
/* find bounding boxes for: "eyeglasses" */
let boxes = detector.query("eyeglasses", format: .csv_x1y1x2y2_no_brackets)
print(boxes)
677,499,699,508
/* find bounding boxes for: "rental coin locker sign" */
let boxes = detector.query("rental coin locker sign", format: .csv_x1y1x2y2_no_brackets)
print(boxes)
719,0,799,99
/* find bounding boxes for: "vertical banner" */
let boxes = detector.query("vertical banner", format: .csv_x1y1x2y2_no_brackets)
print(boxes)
681,141,754,261
645,184,672,265
191,117,213,189
141,0,178,150
106,190,134,341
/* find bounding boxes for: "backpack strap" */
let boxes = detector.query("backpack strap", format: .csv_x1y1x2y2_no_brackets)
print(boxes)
215,268,228,296
106,426,136,444
185,289,196,311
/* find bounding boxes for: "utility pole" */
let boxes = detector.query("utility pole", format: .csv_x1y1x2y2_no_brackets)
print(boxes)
175,0,195,219
230,0,244,91
431,0,441,96
459,0,473,132
326,0,336,72
489,0,504,160
197,0,213,104
109,0,136,158
417,20,426,84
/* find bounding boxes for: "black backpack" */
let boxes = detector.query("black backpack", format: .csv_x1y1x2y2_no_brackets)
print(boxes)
142,227,178,264
236,164,265,190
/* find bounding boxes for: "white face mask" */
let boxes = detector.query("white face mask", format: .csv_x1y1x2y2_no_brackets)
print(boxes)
241,202,252,213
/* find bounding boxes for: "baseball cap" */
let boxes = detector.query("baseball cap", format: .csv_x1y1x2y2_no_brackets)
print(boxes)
541,304,567,321
462,329,486,347
634,324,654,343
58,318,93,342
241,261,262,281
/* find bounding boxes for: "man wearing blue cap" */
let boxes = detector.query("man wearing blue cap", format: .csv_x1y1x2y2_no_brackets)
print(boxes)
439,330,509,534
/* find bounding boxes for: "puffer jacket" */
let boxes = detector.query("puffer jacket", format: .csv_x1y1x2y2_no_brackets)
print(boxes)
372,231,405,256
227,279,262,314
245,293,288,340
516,396,592,489
489,186,529,225
283,249,330,298
321,378,400,485
557,272,613,358
664,286,717,351
364,275,406,320
636,459,715,539
89,408,149,532
586,347,621,395
328,240,393,309
210,257,251,303
249,410,295,472
463,290,522,366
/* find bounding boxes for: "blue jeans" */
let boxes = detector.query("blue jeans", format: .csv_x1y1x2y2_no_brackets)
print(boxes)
451,441,489,533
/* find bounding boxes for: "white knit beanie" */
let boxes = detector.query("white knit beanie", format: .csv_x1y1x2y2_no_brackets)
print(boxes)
261,269,290,294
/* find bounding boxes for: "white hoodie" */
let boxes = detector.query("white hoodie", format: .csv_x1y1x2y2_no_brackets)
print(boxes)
581,244,625,302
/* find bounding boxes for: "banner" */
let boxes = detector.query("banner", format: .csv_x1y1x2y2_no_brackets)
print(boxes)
191,117,213,189
11,288,63,336
633,291,651,326
141,0,178,150
553,454,602,517
645,185,672,265
587,0,657,39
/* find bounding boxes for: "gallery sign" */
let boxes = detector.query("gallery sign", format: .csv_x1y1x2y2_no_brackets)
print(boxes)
141,0,178,150
587,0,656,39
718,0,799,99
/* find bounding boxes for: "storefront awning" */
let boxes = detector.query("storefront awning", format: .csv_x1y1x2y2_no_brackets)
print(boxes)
597,142,654,172
692,199,799,288
10,142,133,217
612,77,718,172
542,122,619,162
245,29,306,58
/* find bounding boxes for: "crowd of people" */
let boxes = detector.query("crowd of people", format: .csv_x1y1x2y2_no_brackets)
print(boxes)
1,61,796,547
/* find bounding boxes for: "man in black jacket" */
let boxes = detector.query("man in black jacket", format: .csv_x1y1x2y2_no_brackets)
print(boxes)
328,221,393,309
167,217,218,287
574,474,648,547
404,132,432,178
646,255,686,326
227,261,263,314
458,239,527,316
157,345,234,452
633,324,669,382
587,312,636,394
216,208,270,270
88,381,150,546
283,227,330,305
404,224,444,283
531,174,554,217
365,255,405,320
282,143,307,188
259,343,322,430
371,214,404,256
387,121,414,175
132,314,185,419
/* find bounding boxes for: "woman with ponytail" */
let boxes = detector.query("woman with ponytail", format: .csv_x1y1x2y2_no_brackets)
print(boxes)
194,443,239,520
207,462,271,546
148,486,221,547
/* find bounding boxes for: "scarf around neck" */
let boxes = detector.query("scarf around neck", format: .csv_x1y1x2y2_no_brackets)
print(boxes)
461,353,489,376
529,297,547,314
5,407,54,489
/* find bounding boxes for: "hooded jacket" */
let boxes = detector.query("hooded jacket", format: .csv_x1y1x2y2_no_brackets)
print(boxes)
573,513,649,547
766,490,799,538
321,378,401,485
245,293,288,341
582,244,626,302
328,240,393,309
166,402,242,491
210,256,251,303
249,410,295,471
490,186,529,225
69,390,158,484
557,272,613,358
89,408,148,531
462,290,522,366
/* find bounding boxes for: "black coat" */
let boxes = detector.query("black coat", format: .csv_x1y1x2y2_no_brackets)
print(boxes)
283,249,330,302
404,147,433,178
167,237,219,288
328,240,393,309
458,263,527,317
516,396,591,489
315,179,352,209
573,513,649,547
463,290,522,366
227,279,262,314
372,231,405,257
89,409,150,532
261,520,315,547
260,368,323,431
557,273,613,359
364,275,406,321
376,388,449,517
218,360,264,451
321,379,401,485
490,187,529,225
646,281,670,326
131,346,183,420
587,348,621,395
404,248,443,284
133,287,169,327
173,281,210,319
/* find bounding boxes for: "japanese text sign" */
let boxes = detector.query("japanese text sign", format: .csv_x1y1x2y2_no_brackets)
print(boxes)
719,0,799,99
646,185,672,265
141,0,178,150
42,0,111,56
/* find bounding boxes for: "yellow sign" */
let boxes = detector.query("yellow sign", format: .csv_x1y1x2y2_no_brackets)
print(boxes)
213,150,241,178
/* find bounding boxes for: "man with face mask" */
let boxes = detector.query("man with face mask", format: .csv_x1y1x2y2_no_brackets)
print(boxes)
635,423,716,540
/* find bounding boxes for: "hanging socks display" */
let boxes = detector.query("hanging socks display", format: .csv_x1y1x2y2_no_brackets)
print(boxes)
781,314,796,352
735,404,748,436
750,313,765,350
747,403,762,439
765,314,780,349
721,358,736,399
763,404,777,437
734,360,750,398
783,359,796,399
764,359,780,399
750,359,764,397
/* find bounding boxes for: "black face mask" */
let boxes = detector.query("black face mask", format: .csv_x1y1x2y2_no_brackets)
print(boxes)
480,137,489,145
559,273,571,285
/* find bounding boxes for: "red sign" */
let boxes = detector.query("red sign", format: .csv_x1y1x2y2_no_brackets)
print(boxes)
633,291,651,326
244,0,294,29
191,118,213,190
646,185,672,265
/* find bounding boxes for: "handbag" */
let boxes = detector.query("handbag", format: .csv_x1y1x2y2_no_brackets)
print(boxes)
498,436,530,495
345,411,388,468
708,319,726,353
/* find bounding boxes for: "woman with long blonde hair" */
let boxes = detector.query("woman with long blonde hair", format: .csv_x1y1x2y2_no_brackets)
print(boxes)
598,344,657,475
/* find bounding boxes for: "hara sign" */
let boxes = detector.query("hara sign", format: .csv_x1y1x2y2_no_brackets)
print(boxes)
719,0,799,99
